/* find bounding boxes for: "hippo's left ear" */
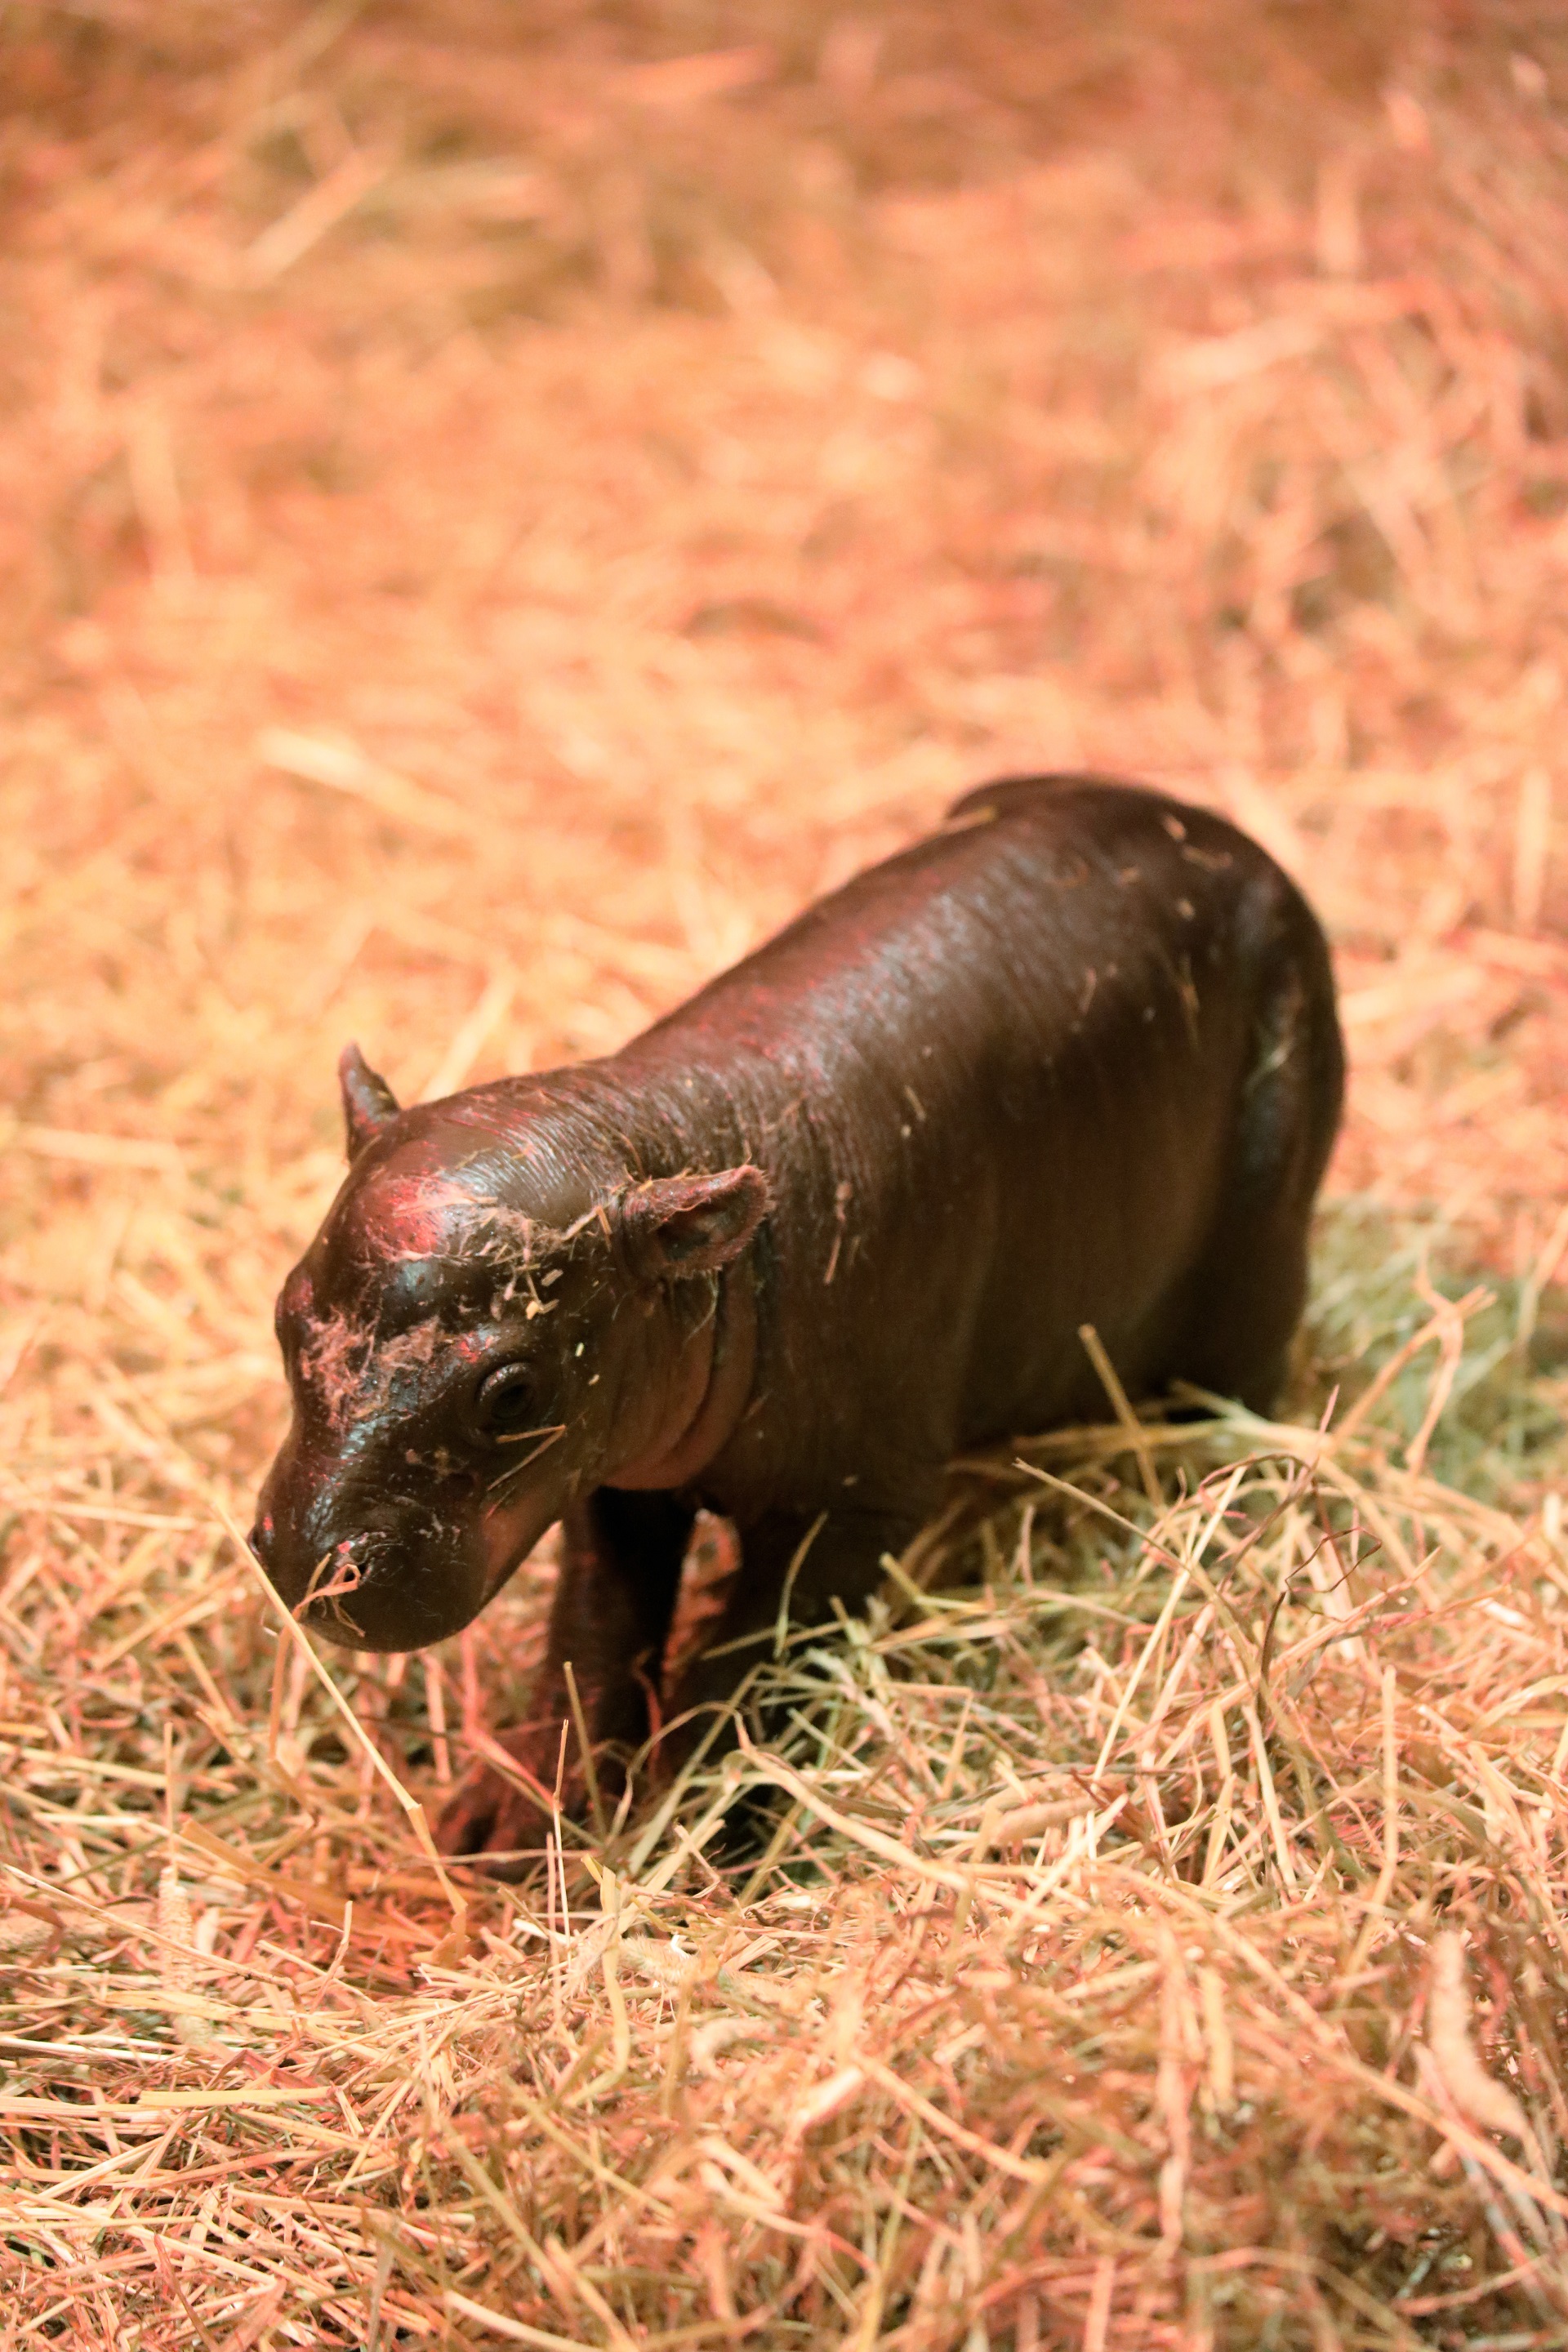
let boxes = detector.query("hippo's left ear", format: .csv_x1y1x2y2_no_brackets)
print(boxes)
619,1166,769,1281
339,1043,401,1161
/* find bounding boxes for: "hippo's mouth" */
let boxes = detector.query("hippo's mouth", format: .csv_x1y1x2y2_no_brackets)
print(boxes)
251,1513,482,1653
250,1526,397,1646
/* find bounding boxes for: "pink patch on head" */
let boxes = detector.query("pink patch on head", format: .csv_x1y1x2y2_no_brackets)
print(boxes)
360,1172,479,1260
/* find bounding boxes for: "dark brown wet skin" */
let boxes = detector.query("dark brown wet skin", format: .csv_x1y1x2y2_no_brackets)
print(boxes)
252,773,1344,1869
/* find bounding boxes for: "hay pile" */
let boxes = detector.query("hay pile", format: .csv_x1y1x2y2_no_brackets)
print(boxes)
2,3,1566,2342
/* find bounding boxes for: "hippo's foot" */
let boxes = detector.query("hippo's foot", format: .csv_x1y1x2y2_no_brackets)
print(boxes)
434,1729,567,1877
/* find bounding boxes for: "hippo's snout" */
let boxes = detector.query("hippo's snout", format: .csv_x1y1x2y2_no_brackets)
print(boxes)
252,1414,563,1652
252,1439,478,1650
268,1522,482,1650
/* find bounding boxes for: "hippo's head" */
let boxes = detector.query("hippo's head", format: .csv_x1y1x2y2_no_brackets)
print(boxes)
250,1045,767,1650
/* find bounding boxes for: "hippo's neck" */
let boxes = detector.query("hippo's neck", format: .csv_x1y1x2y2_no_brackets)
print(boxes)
604,1267,758,1493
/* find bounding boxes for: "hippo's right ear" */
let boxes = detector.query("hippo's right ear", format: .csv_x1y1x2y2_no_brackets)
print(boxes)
619,1166,769,1281
338,1043,401,1161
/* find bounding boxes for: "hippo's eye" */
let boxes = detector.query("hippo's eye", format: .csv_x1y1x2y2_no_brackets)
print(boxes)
474,1362,536,1439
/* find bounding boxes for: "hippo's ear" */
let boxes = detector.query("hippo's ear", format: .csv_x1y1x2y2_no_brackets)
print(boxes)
619,1166,769,1281
338,1043,401,1161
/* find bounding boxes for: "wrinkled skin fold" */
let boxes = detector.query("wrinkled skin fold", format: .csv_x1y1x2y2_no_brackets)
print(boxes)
252,774,1344,1869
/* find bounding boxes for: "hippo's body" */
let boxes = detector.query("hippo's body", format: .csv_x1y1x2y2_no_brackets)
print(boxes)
253,776,1343,1862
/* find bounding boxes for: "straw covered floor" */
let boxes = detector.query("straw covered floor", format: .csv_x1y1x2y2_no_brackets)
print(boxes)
2,3,1568,2343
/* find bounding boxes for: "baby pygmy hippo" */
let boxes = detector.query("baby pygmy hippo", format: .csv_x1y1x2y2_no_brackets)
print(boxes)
252,775,1343,1860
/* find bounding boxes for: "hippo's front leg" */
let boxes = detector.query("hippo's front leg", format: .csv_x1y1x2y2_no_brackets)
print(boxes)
437,1487,694,1866
665,1504,924,1754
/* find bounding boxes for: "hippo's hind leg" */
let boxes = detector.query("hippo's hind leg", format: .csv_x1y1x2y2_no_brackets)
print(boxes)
436,1487,694,1869
1173,938,1344,1416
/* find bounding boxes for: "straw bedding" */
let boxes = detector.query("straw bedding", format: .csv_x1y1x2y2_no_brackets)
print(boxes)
2,4,1566,2343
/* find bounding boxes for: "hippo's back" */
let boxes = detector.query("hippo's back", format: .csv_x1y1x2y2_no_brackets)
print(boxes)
621,776,1341,1482
637,774,1310,1069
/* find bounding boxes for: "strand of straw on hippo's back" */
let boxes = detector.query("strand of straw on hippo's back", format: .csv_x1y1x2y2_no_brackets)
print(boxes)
212,1497,470,1931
